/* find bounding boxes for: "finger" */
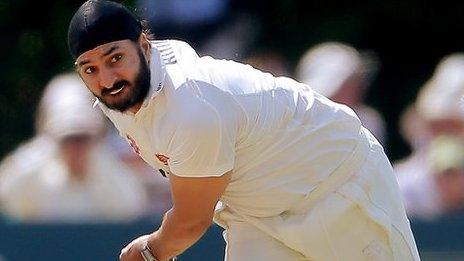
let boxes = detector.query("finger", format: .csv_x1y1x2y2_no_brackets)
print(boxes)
119,245,131,260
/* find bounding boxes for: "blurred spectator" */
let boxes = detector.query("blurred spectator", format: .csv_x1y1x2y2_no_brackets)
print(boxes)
415,53,464,136
137,0,229,30
0,73,148,223
199,13,259,60
399,136,464,220
395,53,464,220
244,49,291,77
136,0,230,46
394,104,432,182
398,104,431,153
429,137,464,213
137,0,259,60
296,42,386,144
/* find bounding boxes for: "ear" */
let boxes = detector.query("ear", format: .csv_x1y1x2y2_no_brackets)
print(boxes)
138,33,151,58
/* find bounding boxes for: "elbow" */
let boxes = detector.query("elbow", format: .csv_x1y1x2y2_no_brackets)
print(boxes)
182,217,213,236
198,218,214,231
169,211,213,237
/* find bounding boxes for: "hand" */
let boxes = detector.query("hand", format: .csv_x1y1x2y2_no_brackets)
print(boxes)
119,234,150,261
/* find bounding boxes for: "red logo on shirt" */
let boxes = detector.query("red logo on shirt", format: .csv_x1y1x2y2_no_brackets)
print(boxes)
155,154,169,166
126,135,141,155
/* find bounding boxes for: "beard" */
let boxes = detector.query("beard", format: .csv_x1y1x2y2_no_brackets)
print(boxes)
96,47,151,112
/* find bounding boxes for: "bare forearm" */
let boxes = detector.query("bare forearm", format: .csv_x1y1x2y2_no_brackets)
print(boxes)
148,208,212,260
144,172,230,260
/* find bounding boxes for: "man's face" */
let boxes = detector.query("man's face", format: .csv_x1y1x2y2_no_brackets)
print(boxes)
60,134,95,179
76,39,150,112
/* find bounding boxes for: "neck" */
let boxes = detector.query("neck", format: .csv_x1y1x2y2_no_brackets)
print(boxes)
127,102,143,114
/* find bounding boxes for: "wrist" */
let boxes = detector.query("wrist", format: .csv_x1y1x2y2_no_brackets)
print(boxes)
142,237,177,261
140,239,158,261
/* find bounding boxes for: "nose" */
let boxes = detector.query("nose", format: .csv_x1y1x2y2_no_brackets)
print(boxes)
99,67,117,89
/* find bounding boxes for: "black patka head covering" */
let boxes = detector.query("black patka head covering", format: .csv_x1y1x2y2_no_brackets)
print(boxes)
68,0,142,59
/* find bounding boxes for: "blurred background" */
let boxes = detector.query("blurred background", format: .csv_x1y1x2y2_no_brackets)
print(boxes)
1,0,464,260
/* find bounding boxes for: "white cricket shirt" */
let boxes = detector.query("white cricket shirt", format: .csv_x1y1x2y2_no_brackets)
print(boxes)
99,40,363,217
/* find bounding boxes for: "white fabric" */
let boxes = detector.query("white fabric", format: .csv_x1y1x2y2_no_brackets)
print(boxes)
218,129,420,260
223,204,412,261
224,221,307,261
100,40,366,217
99,40,419,259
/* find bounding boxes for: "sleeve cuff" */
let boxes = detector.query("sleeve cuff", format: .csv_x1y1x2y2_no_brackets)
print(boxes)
169,163,234,178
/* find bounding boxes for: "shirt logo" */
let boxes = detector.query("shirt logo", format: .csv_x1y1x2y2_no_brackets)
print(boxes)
155,154,169,166
126,135,141,155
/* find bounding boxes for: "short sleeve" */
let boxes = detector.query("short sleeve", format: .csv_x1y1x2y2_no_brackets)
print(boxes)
166,92,236,177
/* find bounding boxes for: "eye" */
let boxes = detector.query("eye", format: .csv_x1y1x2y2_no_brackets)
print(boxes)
84,66,96,74
111,54,123,63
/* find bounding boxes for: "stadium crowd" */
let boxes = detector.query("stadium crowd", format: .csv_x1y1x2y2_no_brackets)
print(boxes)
1,2,464,261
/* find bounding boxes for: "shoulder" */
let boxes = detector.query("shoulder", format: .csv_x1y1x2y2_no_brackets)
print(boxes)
153,39,199,63
164,84,237,145
173,85,221,127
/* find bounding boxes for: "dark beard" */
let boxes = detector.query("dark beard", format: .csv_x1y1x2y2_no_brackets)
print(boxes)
99,47,151,112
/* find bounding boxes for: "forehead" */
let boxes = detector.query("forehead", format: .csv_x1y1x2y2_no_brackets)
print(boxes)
76,39,134,64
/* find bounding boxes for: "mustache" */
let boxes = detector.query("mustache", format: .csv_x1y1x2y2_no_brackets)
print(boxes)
101,80,130,96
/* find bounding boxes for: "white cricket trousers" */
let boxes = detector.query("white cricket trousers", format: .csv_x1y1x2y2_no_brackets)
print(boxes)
216,129,420,261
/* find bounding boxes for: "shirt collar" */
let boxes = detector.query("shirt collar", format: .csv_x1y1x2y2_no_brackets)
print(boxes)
145,41,167,106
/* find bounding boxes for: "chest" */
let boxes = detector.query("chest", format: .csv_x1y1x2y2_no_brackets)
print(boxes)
114,112,171,176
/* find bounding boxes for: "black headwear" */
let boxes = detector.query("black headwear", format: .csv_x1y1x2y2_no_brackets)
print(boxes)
67,0,142,59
